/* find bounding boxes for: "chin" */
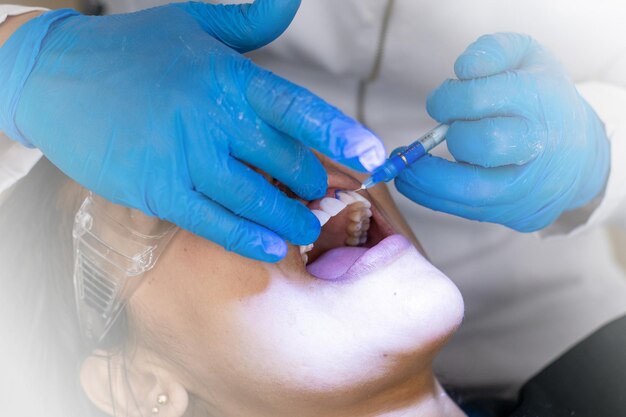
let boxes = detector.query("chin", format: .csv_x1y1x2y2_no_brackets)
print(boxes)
253,244,464,396
338,243,465,357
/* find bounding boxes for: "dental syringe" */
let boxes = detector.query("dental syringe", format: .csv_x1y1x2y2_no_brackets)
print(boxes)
355,124,449,191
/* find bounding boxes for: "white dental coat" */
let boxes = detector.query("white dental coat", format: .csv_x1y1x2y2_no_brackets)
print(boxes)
2,1,626,396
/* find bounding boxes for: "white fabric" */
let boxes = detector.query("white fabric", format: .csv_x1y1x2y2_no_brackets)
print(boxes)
244,0,626,394
0,5,46,25
577,83,626,230
3,0,626,395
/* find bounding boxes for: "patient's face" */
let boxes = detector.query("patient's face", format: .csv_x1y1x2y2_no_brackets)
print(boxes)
127,157,464,414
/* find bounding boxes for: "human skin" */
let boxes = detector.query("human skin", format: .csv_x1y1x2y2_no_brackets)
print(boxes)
0,11,42,48
5,12,463,415
79,156,466,417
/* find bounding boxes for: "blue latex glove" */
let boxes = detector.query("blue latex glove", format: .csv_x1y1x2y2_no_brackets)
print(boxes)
395,33,609,232
0,1,385,262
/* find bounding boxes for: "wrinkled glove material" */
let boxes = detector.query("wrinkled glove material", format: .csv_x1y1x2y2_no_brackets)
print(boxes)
396,33,610,232
0,2,385,261
0,9,79,146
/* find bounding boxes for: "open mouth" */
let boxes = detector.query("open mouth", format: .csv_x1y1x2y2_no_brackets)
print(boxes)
302,188,411,281
268,164,414,282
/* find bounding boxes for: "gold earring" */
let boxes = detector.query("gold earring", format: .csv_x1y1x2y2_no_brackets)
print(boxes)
157,393,169,406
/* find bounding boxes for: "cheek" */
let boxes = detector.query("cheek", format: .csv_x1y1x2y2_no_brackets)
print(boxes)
128,232,463,408
127,231,274,370
155,231,272,299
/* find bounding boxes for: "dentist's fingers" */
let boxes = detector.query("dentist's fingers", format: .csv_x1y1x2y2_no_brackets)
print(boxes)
178,0,301,53
230,121,328,201
393,181,551,233
454,33,534,79
246,67,386,173
190,153,321,246
446,117,544,167
167,191,289,262
427,71,536,123
394,154,535,207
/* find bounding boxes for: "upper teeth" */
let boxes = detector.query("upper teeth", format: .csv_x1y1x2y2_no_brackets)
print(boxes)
319,197,347,216
301,191,373,265
346,200,372,246
300,244,314,254
311,209,332,227
311,196,349,226
337,191,371,209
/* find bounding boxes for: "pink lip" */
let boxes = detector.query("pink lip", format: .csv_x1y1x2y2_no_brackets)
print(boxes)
306,234,412,281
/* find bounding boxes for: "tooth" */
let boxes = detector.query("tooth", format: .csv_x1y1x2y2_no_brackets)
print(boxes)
347,191,372,209
346,236,361,246
301,253,309,265
348,202,365,214
336,191,358,205
359,235,368,245
312,209,331,226
348,210,363,222
299,244,314,254
320,197,347,216
361,221,371,232
364,208,373,218
347,221,362,233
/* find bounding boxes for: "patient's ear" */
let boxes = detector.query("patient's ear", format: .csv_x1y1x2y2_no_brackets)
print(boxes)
80,348,188,417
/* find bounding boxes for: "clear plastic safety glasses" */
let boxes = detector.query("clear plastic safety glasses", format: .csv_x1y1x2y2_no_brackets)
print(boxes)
72,193,177,343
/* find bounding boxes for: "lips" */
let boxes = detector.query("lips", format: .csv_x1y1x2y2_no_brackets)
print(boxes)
305,182,409,281
306,234,412,281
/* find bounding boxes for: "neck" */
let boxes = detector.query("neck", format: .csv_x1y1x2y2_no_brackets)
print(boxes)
372,378,466,417
188,371,466,417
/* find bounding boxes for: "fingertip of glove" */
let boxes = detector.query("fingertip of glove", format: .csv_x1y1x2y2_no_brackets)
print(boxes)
296,161,328,200
242,0,302,49
281,207,321,246
454,51,504,80
425,88,452,123
303,181,328,201
455,33,535,79
259,234,289,262
299,210,322,243
340,127,386,172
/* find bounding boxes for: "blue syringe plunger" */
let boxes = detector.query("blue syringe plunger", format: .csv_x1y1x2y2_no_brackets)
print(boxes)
358,124,449,190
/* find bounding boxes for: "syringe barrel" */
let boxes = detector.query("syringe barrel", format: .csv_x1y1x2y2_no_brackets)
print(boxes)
369,156,407,184
399,141,428,166
361,124,449,189
396,123,448,167
414,124,448,156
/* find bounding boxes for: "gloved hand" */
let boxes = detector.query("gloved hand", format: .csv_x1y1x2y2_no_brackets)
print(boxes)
0,1,385,262
395,33,609,232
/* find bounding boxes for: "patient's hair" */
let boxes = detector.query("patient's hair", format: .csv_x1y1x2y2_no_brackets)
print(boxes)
0,158,127,417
